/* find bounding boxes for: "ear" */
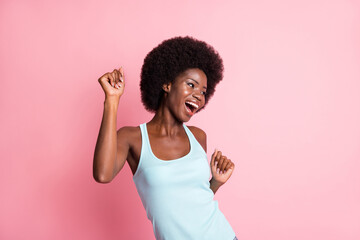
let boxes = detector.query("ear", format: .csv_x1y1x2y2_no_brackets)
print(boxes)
162,82,171,93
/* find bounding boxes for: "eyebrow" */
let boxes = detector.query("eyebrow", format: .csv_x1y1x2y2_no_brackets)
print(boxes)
189,78,207,89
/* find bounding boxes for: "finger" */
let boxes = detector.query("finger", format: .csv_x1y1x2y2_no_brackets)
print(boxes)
223,156,231,172
119,66,124,82
211,149,217,167
112,70,118,87
219,156,229,172
117,69,122,83
111,70,118,88
225,163,235,176
113,71,118,87
211,149,219,167
217,154,224,173
116,70,122,88
108,73,115,87
216,151,222,167
113,69,119,84
216,150,222,160
223,161,232,173
113,69,120,89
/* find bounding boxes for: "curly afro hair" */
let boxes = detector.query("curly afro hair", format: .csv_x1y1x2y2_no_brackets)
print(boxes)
140,36,224,113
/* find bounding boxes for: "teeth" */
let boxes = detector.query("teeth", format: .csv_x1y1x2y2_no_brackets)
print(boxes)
186,101,199,109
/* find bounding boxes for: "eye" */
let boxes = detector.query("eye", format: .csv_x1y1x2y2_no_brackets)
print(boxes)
187,82,194,88
201,91,206,95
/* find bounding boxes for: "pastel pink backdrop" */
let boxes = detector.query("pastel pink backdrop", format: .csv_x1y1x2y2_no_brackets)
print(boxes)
1,0,359,239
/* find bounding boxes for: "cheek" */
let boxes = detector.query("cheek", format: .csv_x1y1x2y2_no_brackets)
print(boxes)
168,91,183,105
182,87,192,95
200,96,206,107
168,85,192,104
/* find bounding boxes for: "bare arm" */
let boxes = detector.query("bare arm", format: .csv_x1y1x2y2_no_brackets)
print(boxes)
93,67,128,183
93,99,126,183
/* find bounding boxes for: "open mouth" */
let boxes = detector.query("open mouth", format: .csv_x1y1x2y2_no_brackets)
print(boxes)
185,101,199,114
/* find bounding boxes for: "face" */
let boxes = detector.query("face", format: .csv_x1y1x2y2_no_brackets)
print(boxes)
163,68,207,122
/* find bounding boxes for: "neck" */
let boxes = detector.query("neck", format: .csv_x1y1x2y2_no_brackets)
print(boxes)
148,98,183,136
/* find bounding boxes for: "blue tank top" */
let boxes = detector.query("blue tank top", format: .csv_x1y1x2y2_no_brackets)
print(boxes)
133,123,236,240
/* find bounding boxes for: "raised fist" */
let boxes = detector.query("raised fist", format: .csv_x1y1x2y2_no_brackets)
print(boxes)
98,67,125,99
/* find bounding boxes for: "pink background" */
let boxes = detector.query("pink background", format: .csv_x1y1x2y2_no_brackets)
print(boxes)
1,0,359,239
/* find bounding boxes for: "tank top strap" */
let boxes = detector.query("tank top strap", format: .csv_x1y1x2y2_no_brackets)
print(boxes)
134,123,154,178
182,124,207,156
139,123,155,159
182,124,196,145
139,123,149,148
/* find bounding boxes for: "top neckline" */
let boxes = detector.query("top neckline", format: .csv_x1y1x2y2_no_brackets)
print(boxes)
144,123,193,162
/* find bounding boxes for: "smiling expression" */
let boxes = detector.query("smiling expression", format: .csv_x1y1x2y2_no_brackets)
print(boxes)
163,68,207,122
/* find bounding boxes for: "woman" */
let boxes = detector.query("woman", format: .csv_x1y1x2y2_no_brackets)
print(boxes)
93,36,237,240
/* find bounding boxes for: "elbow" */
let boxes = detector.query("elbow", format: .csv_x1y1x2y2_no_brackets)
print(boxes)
93,172,113,184
93,159,114,183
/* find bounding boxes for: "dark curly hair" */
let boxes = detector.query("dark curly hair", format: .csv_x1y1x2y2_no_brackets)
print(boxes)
140,36,224,113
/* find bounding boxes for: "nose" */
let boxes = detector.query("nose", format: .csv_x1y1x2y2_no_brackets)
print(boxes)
192,91,202,101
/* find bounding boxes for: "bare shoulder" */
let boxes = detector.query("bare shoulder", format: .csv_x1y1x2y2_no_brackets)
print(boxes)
187,125,207,152
117,126,141,144
187,125,207,139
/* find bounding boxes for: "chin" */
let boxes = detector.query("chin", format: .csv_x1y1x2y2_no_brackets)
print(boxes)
177,113,192,123
183,118,191,123
184,113,195,122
